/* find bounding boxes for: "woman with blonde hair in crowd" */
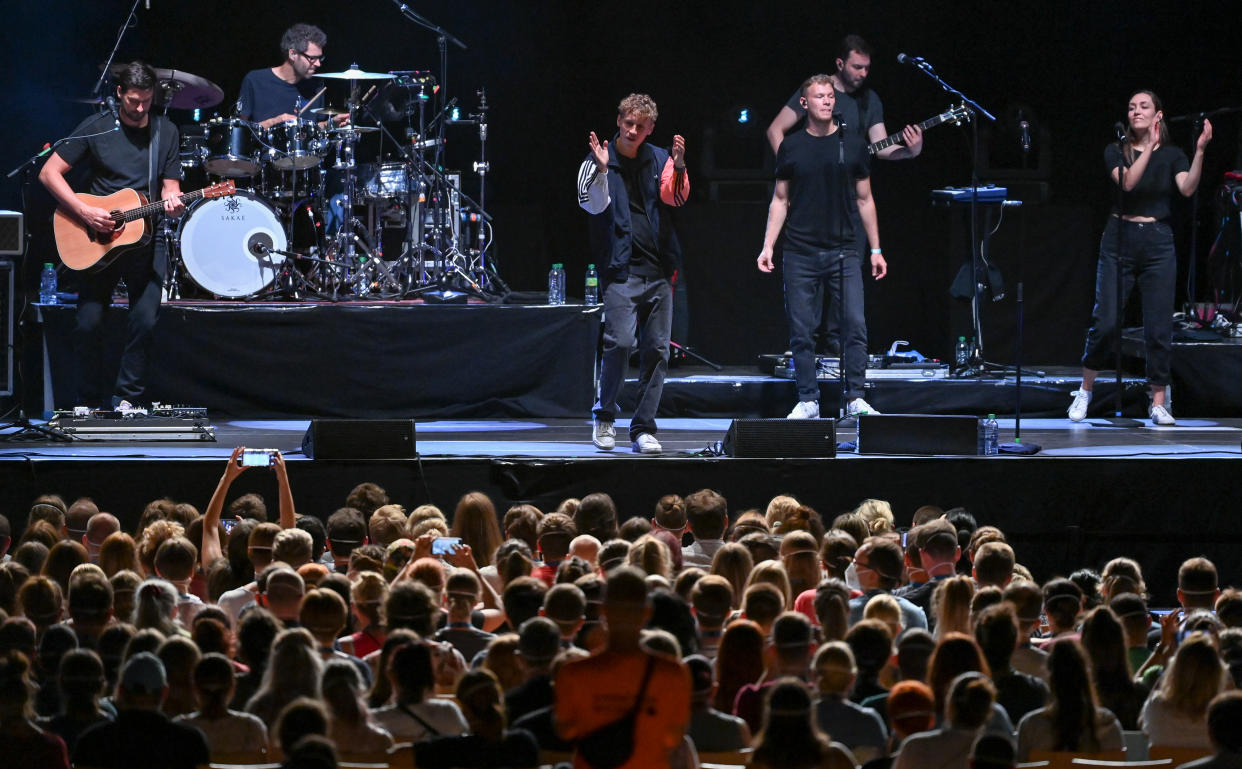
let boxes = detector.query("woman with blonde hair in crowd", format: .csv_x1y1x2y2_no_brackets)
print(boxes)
132,578,183,637
339,571,388,659
1139,632,1224,749
451,492,504,567
321,658,394,758
746,558,792,609
711,543,754,610
98,533,142,579
765,494,801,532
626,534,674,580
853,498,895,535
933,575,976,639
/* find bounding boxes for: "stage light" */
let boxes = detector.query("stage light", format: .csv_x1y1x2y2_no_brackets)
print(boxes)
737,108,750,124
450,107,461,121
192,108,201,122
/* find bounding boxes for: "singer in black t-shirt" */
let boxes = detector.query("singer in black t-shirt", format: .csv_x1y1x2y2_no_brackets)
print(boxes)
39,61,184,410
1067,90,1212,426
758,75,886,421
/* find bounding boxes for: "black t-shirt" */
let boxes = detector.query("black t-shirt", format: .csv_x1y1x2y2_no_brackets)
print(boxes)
56,112,181,197
775,127,871,253
616,152,661,277
784,85,884,141
237,68,326,123
1106,142,1189,220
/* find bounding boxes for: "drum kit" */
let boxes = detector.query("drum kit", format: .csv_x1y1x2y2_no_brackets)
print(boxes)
115,63,497,301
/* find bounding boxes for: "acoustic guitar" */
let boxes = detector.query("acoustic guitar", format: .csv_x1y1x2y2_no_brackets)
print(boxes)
54,180,235,272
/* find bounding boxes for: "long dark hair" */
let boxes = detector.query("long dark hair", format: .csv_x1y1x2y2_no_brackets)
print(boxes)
751,679,834,769
1123,89,1163,164
1046,639,1102,751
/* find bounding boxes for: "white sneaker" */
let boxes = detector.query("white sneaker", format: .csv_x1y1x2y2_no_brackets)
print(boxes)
1067,389,1091,421
1149,404,1176,426
592,419,616,450
846,397,880,417
114,400,147,416
787,400,820,419
632,433,662,454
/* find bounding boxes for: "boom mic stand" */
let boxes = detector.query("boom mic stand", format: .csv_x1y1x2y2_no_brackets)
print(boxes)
1000,127,1041,454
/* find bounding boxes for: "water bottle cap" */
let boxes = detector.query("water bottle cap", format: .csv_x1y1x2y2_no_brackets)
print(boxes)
987,414,996,419
552,263,563,269
958,336,966,341
587,264,595,269
44,263,54,269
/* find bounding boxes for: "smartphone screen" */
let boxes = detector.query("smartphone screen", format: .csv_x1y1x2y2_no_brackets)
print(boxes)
240,449,273,467
432,537,462,556
221,519,238,534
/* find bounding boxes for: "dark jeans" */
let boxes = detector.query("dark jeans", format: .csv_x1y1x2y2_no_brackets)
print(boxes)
783,248,868,402
594,274,672,439
74,238,165,406
1081,218,1175,386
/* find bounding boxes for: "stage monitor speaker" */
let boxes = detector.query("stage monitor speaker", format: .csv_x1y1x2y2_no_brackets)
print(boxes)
723,418,836,457
0,211,23,255
302,419,416,459
856,414,979,455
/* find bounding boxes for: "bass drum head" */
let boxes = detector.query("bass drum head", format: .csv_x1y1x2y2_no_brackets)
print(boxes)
179,190,287,298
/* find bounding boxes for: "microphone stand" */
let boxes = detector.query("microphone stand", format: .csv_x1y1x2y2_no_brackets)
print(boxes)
91,0,143,99
1000,132,1041,454
1113,127,1126,418
904,58,999,378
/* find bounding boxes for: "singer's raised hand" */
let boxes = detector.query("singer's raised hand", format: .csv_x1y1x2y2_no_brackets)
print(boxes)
1197,119,1213,152
671,134,686,166
589,131,609,171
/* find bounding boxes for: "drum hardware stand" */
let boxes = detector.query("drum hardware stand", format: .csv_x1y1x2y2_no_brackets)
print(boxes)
246,240,340,302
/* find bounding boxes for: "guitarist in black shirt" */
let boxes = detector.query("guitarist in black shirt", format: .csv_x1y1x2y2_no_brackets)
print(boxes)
39,61,183,411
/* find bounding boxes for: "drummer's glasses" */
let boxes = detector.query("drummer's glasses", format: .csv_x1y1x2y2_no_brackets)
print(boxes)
297,50,324,65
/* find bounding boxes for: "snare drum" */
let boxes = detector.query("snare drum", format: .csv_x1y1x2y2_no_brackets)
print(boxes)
204,118,262,177
178,190,286,298
267,120,326,171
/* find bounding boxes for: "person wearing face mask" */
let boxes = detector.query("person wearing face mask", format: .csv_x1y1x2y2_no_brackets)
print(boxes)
1068,90,1212,426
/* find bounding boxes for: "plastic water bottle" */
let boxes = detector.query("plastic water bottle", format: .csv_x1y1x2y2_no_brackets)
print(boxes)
39,263,58,305
978,413,999,456
954,336,969,373
547,263,565,305
584,264,600,305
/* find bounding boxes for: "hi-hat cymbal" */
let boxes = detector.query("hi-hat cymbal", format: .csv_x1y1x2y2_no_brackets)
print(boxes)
329,124,380,134
312,107,350,117
316,65,396,81
105,63,224,109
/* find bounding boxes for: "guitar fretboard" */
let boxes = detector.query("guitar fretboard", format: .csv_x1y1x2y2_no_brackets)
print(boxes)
867,109,965,156
118,188,211,223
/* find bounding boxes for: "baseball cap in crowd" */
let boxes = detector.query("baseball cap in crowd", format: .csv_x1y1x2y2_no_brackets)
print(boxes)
120,651,167,694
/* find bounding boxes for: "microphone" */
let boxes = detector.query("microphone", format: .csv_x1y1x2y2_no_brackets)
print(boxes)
1114,122,1128,142
1019,120,1030,152
105,96,121,127
247,232,275,257
896,53,925,66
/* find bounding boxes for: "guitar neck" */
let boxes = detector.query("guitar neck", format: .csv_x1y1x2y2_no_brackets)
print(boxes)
119,189,206,222
867,112,953,156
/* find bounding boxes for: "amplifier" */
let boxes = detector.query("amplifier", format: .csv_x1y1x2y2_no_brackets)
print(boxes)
0,211,22,256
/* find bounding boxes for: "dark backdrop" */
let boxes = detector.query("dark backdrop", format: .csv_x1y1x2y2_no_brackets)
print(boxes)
3,0,1239,367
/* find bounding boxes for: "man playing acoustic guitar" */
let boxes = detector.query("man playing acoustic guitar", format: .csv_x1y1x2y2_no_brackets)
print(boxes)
39,61,184,411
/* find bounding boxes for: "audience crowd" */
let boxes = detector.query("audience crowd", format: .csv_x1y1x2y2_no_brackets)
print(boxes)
2,447,1242,769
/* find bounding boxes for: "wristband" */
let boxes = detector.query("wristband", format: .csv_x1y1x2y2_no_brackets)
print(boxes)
870,248,882,254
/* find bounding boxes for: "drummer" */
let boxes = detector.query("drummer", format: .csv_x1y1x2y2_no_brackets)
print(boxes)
237,23,347,128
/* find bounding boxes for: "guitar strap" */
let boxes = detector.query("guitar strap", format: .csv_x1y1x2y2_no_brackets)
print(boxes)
148,115,161,214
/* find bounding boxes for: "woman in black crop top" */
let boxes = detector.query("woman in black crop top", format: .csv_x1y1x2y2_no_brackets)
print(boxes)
1067,90,1212,426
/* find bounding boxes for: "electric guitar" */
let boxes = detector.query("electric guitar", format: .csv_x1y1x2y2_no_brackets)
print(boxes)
867,103,972,156
54,180,235,272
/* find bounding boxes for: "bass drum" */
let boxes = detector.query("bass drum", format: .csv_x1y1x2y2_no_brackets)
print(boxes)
178,190,286,298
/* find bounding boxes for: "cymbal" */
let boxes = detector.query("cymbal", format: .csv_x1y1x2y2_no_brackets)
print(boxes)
312,107,350,117
317,65,396,81
330,125,380,134
105,63,224,109
68,96,106,105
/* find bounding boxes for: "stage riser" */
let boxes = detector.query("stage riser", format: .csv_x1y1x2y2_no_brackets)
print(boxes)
31,304,600,419
3,454,1240,605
